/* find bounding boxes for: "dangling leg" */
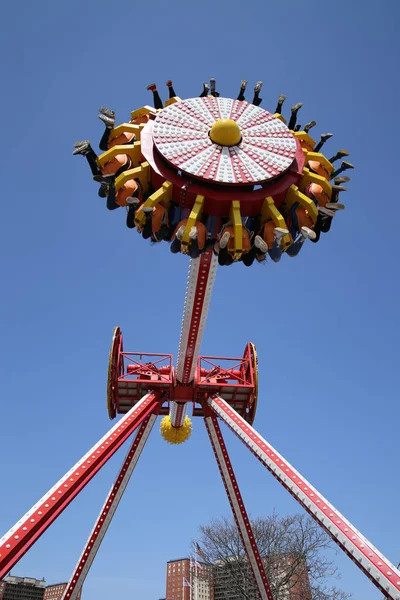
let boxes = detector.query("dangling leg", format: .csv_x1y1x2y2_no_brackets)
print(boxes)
304,120,316,133
199,82,209,97
210,78,220,98
106,181,119,211
166,80,176,99
334,175,350,185
252,81,263,106
294,124,301,132
218,231,233,266
146,83,163,110
241,244,257,267
331,160,354,179
189,227,200,259
329,149,350,164
314,133,333,153
325,185,346,211
288,102,303,130
141,207,154,239
237,80,247,101
268,228,288,262
274,94,286,114
72,141,102,178
98,107,115,151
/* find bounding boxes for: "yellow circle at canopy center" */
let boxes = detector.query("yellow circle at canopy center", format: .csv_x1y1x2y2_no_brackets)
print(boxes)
209,119,242,146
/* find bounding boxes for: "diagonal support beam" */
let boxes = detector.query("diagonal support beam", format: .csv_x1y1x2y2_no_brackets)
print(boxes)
176,249,218,385
62,410,159,600
204,414,274,600
208,394,400,600
0,392,160,579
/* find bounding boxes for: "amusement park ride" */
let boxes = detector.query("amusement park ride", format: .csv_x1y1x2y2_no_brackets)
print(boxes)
1,79,399,600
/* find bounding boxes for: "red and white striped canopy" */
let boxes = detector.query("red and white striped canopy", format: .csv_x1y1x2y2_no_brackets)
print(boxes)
152,97,297,185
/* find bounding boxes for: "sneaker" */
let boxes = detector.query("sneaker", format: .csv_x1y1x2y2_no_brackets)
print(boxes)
72,140,90,155
301,226,316,240
291,102,303,113
202,82,209,93
98,113,115,127
277,94,286,104
341,160,355,170
93,173,115,184
274,227,289,239
126,196,140,205
166,80,173,87
254,81,263,92
332,185,347,193
254,235,268,253
326,202,345,210
240,80,248,90
99,107,115,118
176,225,185,240
219,231,231,249
142,206,154,213
304,120,317,132
146,83,157,91
320,132,333,142
334,176,350,184
189,226,198,239
318,207,336,217
210,78,216,92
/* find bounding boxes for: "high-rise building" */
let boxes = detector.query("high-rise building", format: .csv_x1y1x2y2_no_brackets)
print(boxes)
166,558,213,600
213,555,311,600
0,579,81,600
166,555,311,600
43,583,81,600
0,576,46,600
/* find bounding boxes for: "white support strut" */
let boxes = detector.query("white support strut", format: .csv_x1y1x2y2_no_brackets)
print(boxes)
205,415,274,600
62,413,158,600
176,249,218,384
208,394,400,600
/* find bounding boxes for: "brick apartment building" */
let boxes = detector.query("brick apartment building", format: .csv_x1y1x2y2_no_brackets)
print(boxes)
166,558,213,600
167,555,311,600
0,578,81,600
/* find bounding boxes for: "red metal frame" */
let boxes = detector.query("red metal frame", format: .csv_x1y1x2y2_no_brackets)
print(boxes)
204,413,274,600
193,349,255,418
61,412,158,600
0,392,160,579
207,394,400,600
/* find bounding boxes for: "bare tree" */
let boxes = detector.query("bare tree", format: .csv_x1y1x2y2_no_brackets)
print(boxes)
192,512,351,600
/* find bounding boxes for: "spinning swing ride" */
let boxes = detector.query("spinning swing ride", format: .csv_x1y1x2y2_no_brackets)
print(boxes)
1,79,398,600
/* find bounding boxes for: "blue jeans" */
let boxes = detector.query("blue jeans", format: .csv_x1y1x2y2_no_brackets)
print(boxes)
286,236,305,258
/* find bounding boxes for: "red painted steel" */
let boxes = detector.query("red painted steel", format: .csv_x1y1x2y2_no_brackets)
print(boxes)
208,394,400,600
204,414,274,600
62,412,158,600
0,392,160,579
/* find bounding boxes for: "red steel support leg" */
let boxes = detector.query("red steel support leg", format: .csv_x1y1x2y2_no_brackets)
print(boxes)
62,411,158,600
0,392,160,579
208,394,400,600
204,414,274,600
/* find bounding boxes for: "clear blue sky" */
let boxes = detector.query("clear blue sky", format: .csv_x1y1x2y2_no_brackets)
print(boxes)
0,1,399,599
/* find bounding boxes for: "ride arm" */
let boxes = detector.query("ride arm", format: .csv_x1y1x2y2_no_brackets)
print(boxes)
207,394,400,600
62,412,158,600
0,392,160,579
204,413,274,600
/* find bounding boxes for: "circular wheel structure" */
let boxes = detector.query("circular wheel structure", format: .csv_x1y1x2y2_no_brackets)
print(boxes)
152,97,298,186
106,326,124,419
242,342,258,425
